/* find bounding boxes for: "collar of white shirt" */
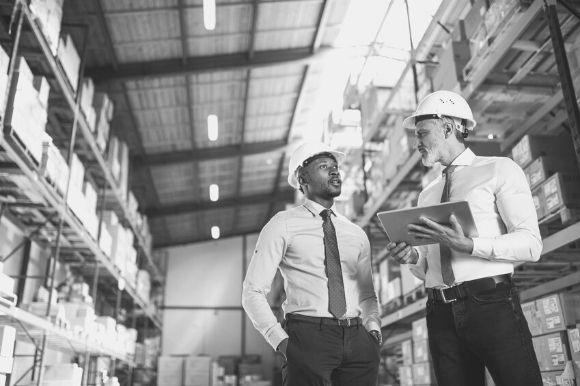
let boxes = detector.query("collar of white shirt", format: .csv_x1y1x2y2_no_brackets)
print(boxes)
449,147,476,168
303,198,338,218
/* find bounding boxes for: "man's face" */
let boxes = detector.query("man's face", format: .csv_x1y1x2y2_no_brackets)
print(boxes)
301,155,341,199
415,119,447,167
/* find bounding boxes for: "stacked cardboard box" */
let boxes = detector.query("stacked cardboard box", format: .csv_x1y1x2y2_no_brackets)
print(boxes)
0,326,16,378
522,292,580,383
433,39,471,92
158,356,184,386
94,92,114,151
57,34,81,91
5,57,52,163
29,0,64,55
184,356,212,386
80,78,97,131
106,136,130,198
410,317,437,385
137,270,151,303
42,363,83,386
41,142,69,196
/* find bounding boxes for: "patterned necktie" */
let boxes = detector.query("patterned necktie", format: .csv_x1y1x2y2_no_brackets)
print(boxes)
320,209,347,318
440,165,457,286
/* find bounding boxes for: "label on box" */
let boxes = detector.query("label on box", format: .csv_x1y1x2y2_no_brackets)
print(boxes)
545,194,561,212
543,178,558,196
551,354,565,366
546,316,562,329
570,330,580,353
530,169,543,187
548,337,563,353
542,297,560,315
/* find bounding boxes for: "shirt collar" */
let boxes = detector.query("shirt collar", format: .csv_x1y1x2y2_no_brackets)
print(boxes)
303,198,338,218
449,147,475,167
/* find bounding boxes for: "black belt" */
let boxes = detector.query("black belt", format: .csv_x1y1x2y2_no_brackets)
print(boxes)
427,274,512,304
286,313,362,327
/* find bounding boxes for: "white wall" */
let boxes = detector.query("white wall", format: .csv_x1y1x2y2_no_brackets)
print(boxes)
162,234,277,380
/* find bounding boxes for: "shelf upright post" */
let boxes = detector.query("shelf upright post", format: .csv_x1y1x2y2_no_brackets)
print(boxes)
1,0,24,119
544,0,580,171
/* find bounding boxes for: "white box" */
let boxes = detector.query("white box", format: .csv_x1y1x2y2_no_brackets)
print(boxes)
57,34,81,91
158,357,184,386
83,180,98,213
0,356,14,374
184,356,211,386
43,363,83,383
0,326,16,357
69,154,85,192
99,226,113,257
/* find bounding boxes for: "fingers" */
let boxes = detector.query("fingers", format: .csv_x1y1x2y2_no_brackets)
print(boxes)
388,242,415,264
449,214,463,234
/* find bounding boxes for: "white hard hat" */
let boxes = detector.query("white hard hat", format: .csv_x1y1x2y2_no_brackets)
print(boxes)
287,142,345,189
402,90,476,131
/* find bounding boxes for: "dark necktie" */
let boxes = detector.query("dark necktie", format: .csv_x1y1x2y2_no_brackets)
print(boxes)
320,209,347,318
440,165,457,286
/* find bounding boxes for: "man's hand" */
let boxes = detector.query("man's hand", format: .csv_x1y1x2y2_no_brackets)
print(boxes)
277,338,289,360
386,241,419,265
408,214,474,254
369,330,382,346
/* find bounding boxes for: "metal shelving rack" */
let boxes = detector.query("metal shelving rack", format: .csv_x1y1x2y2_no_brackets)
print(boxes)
350,0,580,345
0,1,162,384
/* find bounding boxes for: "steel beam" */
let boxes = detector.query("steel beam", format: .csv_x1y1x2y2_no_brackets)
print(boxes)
147,189,295,218
248,0,259,59
87,47,331,83
132,139,287,167
545,0,580,172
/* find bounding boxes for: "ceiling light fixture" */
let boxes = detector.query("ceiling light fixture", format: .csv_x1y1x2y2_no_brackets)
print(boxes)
211,226,220,240
487,134,495,140
203,0,216,31
209,184,219,202
208,114,218,141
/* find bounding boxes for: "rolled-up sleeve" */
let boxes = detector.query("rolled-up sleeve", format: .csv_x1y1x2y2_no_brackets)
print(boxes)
357,235,381,332
242,214,288,350
471,158,542,262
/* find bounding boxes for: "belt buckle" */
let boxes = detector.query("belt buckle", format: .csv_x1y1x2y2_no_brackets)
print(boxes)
338,318,351,327
440,288,457,304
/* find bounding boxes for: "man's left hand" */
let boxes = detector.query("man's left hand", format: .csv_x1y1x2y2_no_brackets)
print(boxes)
369,330,382,346
408,214,474,254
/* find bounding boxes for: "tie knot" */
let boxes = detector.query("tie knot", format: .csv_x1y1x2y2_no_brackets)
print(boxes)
320,209,333,220
442,165,458,177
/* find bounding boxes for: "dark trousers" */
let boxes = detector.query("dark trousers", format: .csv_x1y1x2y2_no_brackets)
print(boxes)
426,281,542,386
281,315,380,386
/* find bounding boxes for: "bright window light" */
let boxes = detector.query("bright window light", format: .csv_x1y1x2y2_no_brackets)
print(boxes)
203,0,216,30
211,226,220,240
208,114,218,141
209,184,219,202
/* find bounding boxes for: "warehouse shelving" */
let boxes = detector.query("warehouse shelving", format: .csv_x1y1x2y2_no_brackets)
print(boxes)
0,1,161,384
0,0,161,329
13,0,163,285
349,0,580,352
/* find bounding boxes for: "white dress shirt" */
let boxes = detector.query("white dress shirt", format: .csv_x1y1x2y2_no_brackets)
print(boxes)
409,148,542,288
242,199,381,350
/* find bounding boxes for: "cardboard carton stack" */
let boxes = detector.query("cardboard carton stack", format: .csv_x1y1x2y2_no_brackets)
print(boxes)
29,0,64,55
184,356,212,386
5,56,52,164
410,317,437,386
158,356,184,386
94,92,114,152
0,326,16,383
42,363,83,386
137,270,151,304
80,77,97,131
57,34,81,91
66,154,99,239
511,133,580,222
522,292,580,384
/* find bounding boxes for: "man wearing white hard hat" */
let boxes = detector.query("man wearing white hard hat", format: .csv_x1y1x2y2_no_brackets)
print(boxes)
387,90,542,385
242,142,381,385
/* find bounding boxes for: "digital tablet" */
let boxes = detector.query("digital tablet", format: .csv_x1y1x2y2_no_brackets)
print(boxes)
376,201,479,246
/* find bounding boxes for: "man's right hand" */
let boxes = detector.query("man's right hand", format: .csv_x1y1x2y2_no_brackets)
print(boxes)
277,338,289,361
386,242,419,265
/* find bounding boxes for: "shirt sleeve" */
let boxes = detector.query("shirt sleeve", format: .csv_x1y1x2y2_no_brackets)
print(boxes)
241,214,289,350
471,158,543,262
357,233,381,332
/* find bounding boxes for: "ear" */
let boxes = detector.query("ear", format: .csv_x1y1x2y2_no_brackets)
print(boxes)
444,122,453,138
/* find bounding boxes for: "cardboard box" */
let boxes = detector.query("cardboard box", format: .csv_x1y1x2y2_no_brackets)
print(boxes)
0,326,16,357
533,332,569,371
524,156,579,189
532,185,546,220
522,300,544,337
433,39,471,91
537,293,580,334
29,0,63,55
184,356,211,386
567,326,580,362
43,363,83,384
158,356,184,386
511,134,575,169
413,317,428,342
412,361,436,385
401,339,413,366
413,338,431,363
69,154,85,192
541,173,580,215
57,34,81,91
541,361,577,385
0,355,14,374
80,77,95,116
41,142,69,195
399,365,414,386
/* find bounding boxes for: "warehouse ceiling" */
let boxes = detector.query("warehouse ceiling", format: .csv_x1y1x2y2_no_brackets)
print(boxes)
62,0,351,247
